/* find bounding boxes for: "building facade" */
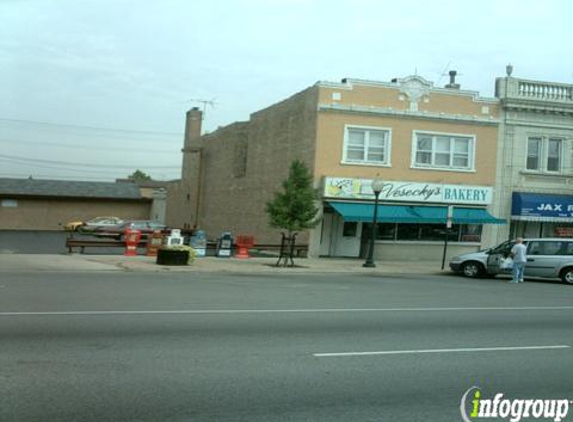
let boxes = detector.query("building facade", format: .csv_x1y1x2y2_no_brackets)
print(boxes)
488,70,573,244
0,178,153,230
167,73,507,261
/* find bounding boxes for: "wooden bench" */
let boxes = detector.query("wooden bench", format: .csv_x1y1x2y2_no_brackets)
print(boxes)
66,238,308,257
66,239,147,254
249,243,309,257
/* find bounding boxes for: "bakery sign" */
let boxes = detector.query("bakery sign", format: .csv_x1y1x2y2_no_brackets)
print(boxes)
323,177,493,205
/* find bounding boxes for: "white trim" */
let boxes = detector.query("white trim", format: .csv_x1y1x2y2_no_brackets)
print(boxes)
511,216,573,222
3,306,572,317
319,103,499,126
339,161,392,168
410,166,477,174
375,240,482,246
410,130,476,172
316,78,499,104
313,345,570,358
342,124,392,167
503,119,573,129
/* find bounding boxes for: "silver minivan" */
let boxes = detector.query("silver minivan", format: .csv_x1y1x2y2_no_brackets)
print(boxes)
486,238,573,284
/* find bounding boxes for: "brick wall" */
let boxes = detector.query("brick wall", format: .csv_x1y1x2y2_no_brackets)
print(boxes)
173,87,319,244
0,198,151,230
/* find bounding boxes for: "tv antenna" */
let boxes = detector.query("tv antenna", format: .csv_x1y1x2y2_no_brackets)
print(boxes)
183,98,218,120
436,61,452,86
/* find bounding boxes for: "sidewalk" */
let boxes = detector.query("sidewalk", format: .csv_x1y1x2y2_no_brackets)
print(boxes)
0,253,449,275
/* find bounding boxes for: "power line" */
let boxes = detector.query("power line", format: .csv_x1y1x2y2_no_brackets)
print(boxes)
0,138,179,154
0,154,180,169
0,117,183,137
0,159,144,175
0,172,179,181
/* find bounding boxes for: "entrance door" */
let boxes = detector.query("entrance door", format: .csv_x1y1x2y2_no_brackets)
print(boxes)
334,220,362,257
319,213,335,256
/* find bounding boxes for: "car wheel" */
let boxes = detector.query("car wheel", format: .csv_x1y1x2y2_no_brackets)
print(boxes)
460,261,484,278
560,267,573,284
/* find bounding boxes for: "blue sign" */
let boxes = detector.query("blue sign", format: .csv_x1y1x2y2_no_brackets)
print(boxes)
512,192,573,220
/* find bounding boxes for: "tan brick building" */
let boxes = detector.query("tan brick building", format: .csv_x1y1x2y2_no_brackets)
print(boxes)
0,178,152,230
167,74,505,261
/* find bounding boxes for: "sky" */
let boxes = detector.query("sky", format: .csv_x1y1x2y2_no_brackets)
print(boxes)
1,0,572,182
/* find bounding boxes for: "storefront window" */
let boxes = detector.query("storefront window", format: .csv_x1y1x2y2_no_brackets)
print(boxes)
512,221,573,239
398,224,461,241
397,224,422,241
362,223,396,240
362,223,482,242
460,224,482,242
342,222,358,237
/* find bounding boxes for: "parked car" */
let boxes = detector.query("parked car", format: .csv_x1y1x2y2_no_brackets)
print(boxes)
486,238,573,284
64,216,124,232
92,220,169,240
449,248,492,278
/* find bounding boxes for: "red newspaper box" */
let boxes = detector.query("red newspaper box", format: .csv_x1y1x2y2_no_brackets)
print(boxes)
123,229,142,257
146,230,164,256
235,235,254,259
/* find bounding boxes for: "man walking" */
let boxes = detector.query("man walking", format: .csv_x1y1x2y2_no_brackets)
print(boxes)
510,237,527,283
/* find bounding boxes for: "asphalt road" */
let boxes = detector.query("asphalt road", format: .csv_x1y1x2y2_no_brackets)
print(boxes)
1,271,572,422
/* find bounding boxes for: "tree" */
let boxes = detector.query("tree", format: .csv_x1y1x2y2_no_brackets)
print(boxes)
127,169,152,182
266,160,319,265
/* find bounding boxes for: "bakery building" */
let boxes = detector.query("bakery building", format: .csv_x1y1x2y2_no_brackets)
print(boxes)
167,72,506,260
320,177,503,260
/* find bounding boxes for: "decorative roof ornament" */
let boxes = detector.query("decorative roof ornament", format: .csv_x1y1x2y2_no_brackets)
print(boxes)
398,75,433,111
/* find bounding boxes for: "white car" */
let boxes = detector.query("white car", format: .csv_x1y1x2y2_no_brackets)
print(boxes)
449,248,492,278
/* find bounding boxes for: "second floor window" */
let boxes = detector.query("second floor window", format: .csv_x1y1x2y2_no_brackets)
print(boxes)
413,132,474,171
526,137,562,172
343,127,390,165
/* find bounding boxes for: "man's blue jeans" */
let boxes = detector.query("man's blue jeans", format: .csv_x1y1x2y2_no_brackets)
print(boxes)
513,262,525,282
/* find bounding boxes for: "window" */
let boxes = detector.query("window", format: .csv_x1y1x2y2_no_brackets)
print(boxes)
1,199,18,207
343,127,390,165
528,241,571,256
526,136,562,172
397,224,460,242
547,138,561,172
342,222,358,237
413,132,473,170
526,138,541,170
363,223,481,242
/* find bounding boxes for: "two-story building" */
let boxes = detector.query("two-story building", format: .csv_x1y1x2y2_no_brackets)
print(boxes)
167,73,506,261
489,67,573,243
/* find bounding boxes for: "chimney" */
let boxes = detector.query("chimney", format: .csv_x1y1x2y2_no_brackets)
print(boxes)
184,107,203,149
444,70,460,89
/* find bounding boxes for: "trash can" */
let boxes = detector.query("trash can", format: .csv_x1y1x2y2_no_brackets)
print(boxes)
190,229,207,257
216,232,233,257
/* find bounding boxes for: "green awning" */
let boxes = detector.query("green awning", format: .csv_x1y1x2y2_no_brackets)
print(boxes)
327,202,420,223
327,202,506,224
409,206,446,223
453,208,506,224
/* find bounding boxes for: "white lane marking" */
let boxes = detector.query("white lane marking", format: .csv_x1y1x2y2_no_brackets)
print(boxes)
1,306,573,317
314,345,571,358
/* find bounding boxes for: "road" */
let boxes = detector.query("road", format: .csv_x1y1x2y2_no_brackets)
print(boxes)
1,271,572,421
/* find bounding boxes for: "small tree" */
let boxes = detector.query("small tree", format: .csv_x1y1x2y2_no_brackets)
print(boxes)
266,160,319,266
127,169,152,182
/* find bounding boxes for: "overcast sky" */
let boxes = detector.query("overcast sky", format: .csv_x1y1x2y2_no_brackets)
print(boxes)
1,0,572,181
